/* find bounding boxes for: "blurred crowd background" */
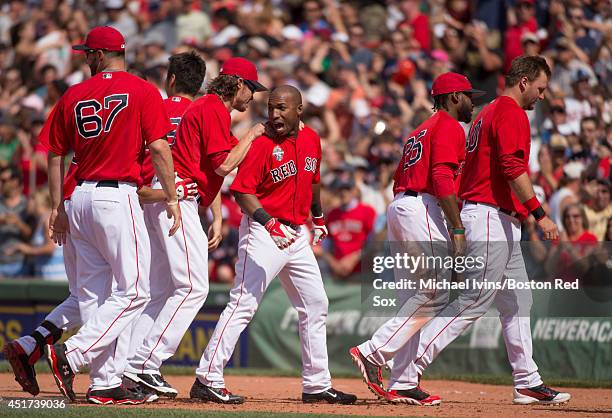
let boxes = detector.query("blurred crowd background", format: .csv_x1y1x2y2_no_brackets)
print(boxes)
0,0,610,283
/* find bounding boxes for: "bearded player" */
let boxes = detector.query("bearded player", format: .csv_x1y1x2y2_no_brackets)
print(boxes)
44,26,180,405
349,72,482,405
401,56,571,405
191,85,357,405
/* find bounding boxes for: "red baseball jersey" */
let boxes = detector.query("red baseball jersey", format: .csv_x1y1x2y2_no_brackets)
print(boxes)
327,202,376,272
393,110,465,196
172,94,238,207
46,71,171,184
459,96,530,218
140,95,192,186
230,126,322,225
38,106,78,200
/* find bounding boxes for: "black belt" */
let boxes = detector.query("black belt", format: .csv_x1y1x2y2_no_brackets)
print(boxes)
403,189,419,197
77,180,119,188
464,200,517,217
279,219,301,231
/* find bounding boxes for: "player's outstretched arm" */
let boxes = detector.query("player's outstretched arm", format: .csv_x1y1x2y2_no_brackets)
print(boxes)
149,138,181,236
234,191,296,249
214,123,265,177
509,172,559,240
137,178,198,205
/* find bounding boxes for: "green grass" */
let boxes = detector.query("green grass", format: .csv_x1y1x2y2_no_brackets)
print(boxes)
0,408,407,418
3,361,612,389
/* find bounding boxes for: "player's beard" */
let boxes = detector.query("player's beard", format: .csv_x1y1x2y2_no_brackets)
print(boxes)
89,58,102,76
459,103,473,123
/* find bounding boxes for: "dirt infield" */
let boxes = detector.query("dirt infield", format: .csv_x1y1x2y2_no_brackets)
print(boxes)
2,373,612,417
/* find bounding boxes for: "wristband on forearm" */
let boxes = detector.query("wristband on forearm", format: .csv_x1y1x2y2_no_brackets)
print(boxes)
524,196,545,221
253,208,272,226
451,227,465,235
310,202,323,218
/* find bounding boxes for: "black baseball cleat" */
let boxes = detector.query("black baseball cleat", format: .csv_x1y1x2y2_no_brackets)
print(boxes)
190,378,245,404
86,386,145,405
349,346,385,398
5,341,39,396
302,388,357,404
385,387,442,405
514,384,571,405
124,371,178,398
45,343,76,402
126,385,159,403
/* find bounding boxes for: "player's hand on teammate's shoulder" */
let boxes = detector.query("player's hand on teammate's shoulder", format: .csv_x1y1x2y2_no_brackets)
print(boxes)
248,122,266,140
536,215,559,241
49,207,70,246
265,218,297,249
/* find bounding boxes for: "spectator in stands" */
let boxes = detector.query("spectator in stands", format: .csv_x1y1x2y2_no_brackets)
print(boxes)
0,166,34,277
585,179,612,241
545,203,599,282
504,0,538,72
104,0,138,44
323,170,376,280
176,0,212,45
549,161,583,230
458,21,503,103
520,31,541,57
5,188,66,280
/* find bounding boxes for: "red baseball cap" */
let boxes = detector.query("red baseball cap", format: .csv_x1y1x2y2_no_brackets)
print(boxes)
220,57,267,92
72,26,126,52
431,72,485,97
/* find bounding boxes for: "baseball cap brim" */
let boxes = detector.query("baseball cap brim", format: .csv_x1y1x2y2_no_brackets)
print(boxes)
244,79,268,92
72,44,91,51
464,88,486,98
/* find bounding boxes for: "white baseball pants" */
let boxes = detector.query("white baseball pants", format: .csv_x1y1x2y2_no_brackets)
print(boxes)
197,215,331,393
402,203,543,389
63,181,151,390
126,197,209,374
357,193,452,390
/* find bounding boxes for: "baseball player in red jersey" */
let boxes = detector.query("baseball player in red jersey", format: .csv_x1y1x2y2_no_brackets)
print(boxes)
349,72,482,405
5,76,195,401
123,52,206,398
403,56,571,405
192,86,357,405
44,26,180,405
159,57,266,402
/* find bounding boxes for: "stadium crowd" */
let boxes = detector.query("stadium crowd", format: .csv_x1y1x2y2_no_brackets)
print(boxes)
0,0,610,282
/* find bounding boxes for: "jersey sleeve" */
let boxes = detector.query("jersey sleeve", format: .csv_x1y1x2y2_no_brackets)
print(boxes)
141,86,172,144
430,118,465,197
204,104,233,156
46,100,71,156
496,107,530,180
431,118,465,169
230,140,268,195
